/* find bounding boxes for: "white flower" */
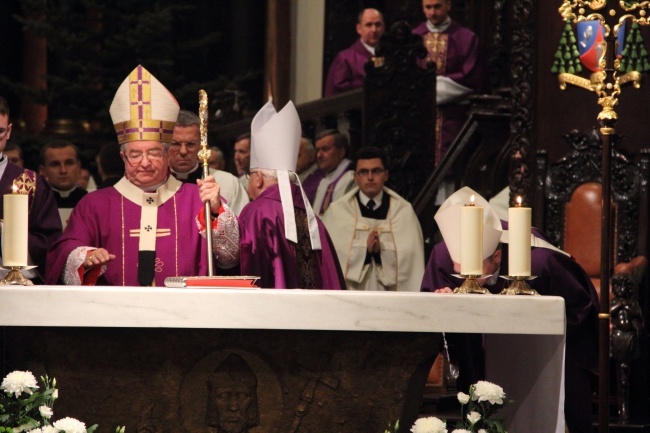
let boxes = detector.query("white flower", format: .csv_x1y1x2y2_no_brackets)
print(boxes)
457,391,470,404
467,411,481,425
40,405,54,419
42,427,59,433
53,388,59,399
411,416,447,433
472,380,506,405
1,370,39,397
53,417,86,433
450,430,471,433
478,430,488,433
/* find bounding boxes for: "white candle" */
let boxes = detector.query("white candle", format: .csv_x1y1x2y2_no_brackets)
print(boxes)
508,196,531,276
460,196,483,275
3,184,29,267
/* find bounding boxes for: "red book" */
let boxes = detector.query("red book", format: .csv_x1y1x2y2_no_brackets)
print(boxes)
164,276,259,289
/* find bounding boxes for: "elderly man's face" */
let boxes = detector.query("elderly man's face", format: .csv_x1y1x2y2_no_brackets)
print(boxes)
121,141,169,189
170,124,200,173
315,134,345,173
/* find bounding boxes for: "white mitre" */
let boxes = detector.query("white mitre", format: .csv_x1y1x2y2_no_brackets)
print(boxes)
434,186,503,263
109,65,179,145
250,100,321,249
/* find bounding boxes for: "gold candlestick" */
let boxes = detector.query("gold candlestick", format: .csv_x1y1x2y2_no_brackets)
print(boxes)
0,266,36,286
499,276,539,296
453,274,489,294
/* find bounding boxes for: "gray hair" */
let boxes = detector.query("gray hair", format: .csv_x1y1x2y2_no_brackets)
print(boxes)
176,109,200,127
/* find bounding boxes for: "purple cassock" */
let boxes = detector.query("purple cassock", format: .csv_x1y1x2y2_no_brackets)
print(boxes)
0,163,62,276
301,168,325,205
421,222,599,433
45,180,218,286
239,183,346,289
413,20,484,165
324,39,373,97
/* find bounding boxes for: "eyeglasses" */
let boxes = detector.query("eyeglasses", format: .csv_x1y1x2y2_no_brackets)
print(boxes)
355,168,385,177
124,149,166,164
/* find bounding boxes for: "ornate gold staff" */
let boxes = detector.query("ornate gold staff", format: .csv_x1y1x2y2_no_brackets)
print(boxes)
198,89,214,276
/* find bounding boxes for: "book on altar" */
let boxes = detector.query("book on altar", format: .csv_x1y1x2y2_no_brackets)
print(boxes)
164,276,260,289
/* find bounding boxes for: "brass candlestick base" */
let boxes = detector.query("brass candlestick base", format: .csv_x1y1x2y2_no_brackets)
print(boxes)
499,276,538,296
0,266,36,286
452,274,489,294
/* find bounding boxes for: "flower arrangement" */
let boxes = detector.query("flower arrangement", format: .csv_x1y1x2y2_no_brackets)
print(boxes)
0,370,124,433
387,380,508,433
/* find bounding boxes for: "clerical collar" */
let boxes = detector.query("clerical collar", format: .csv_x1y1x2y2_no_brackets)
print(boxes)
53,186,78,198
359,190,383,208
325,158,352,180
170,163,199,180
426,17,451,33
360,40,376,55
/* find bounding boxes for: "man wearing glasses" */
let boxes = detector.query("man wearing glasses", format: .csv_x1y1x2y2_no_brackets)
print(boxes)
45,66,240,286
0,96,62,282
169,110,248,215
322,147,424,291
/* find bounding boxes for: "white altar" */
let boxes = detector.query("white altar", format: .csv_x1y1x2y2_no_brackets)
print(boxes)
0,287,565,433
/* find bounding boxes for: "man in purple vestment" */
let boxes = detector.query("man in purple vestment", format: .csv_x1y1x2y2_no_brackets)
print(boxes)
312,129,355,215
0,96,62,282
45,65,240,287
413,0,484,167
324,8,385,97
421,187,599,433
238,100,345,289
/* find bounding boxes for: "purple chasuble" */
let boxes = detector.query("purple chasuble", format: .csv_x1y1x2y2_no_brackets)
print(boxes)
45,180,211,286
239,183,345,289
0,163,62,275
413,21,484,165
324,39,373,97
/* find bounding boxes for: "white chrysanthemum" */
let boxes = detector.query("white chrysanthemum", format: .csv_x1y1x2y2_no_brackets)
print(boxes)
41,426,58,433
40,405,54,419
27,429,43,433
53,417,86,433
472,380,506,405
467,411,481,425
1,370,39,397
478,430,488,433
411,416,448,433
457,392,470,404
450,430,472,433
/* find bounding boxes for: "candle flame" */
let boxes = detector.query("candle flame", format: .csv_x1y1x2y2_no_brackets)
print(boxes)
516,196,522,206
11,183,18,194
470,194,475,204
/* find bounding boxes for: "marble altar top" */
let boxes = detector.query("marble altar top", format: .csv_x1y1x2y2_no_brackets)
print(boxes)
0,286,565,334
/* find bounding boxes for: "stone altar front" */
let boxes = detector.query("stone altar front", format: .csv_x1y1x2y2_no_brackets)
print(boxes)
0,287,565,433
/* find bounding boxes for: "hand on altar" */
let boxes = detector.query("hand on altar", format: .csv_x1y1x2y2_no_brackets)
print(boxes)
84,248,115,269
366,229,380,254
434,287,453,294
197,175,222,215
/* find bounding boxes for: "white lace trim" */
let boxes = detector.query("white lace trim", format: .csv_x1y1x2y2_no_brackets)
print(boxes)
196,203,240,269
62,247,107,285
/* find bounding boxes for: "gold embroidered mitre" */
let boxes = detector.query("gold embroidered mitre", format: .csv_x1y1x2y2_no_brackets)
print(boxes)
109,65,179,145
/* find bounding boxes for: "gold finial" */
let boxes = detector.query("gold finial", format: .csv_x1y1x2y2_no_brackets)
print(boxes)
198,90,210,166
